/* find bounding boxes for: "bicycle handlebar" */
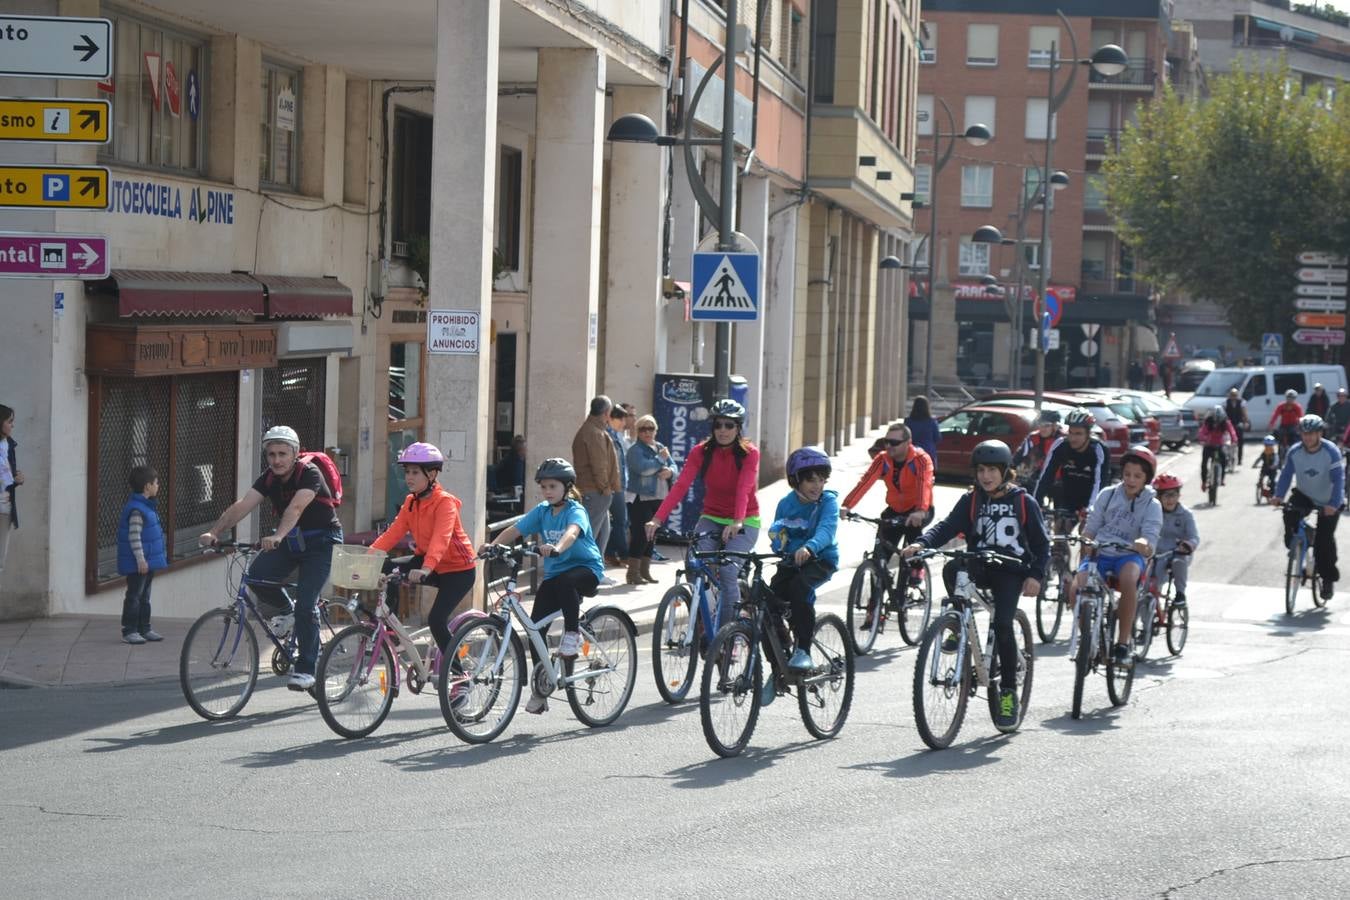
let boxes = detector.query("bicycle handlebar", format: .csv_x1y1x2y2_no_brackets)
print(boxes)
691,548,791,565
203,540,263,554
906,547,1024,570
477,542,540,562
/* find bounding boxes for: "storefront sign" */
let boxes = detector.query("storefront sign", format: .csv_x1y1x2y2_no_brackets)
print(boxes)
427,309,480,354
106,177,234,224
86,324,277,376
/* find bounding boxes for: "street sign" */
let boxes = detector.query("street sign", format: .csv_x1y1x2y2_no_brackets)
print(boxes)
0,15,112,80
691,250,759,321
1293,328,1346,346
1295,283,1347,298
1028,326,1060,350
0,232,107,278
1297,251,1348,266
1262,332,1284,353
1264,353,1282,366
1294,312,1346,329
1296,267,1348,283
0,98,109,144
1294,297,1348,313
1044,291,1063,327
426,309,481,354
0,165,109,209
1163,334,1182,359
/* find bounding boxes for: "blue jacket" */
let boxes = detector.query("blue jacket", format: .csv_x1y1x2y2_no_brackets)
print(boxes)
768,489,840,568
626,440,677,500
117,494,168,575
608,427,629,490
908,417,940,460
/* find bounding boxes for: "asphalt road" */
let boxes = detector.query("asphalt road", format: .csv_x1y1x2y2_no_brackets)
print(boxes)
2,439,1348,899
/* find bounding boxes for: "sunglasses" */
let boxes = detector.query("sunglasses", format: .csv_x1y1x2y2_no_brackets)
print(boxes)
712,420,739,431
885,438,909,447
638,426,656,432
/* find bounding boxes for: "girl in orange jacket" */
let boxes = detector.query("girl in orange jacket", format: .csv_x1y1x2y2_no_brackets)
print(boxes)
371,442,476,650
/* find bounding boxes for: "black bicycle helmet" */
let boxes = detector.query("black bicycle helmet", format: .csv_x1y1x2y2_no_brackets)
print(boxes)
534,457,577,484
971,439,1013,473
708,398,746,423
1037,409,1062,426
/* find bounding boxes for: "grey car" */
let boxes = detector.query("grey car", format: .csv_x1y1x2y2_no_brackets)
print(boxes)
1112,389,1196,449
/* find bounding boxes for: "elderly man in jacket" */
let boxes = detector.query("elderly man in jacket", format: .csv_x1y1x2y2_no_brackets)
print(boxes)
572,395,622,562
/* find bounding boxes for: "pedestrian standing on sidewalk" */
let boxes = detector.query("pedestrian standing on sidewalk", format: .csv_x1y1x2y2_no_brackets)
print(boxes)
117,466,166,644
0,404,21,590
572,396,620,573
1146,356,1159,392
626,415,676,584
605,404,632,567
1127,359,1144,391
906,396,941,462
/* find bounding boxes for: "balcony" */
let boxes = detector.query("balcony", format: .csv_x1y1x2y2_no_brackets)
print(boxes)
1086,128,1121,158
1090,58,1155,89
1080,273,1142,295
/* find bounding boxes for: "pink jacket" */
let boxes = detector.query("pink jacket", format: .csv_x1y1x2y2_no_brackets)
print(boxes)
1198,420,1238,448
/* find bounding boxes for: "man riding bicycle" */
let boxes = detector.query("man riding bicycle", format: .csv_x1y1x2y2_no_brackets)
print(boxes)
1269,389,1305,458
1031,408,1108,614
1326,387,1350,449
1198,405,1238,493
1223,388,1250,460
841,421,934,629
1012,410,1064,485
1271,414,1344,601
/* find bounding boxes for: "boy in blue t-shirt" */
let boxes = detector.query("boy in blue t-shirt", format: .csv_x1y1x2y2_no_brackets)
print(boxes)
117,466,168,644
768,447,840,676
481,457,604,714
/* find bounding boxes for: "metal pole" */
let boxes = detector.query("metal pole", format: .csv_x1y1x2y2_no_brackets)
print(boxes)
1013,208,1028,389
1034,45,1056,411
922,124,940,399
714,0,738,400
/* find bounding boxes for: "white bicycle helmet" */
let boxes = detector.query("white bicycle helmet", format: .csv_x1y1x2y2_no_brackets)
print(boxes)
262,425,300,451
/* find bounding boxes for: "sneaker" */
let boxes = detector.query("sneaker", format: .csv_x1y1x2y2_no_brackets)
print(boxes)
1172,592,1187,609
140,630,164,642
908,567,925,587
599,575,618,587
759,673,776,707
525,691,549,714
559,631,582,658
995,688,1018,728
122,632,146,645
1320,580,1334,601
1111,643,1132,667
787,649,813,672
858,608,875,632
942,631,961,653
288,672,316,691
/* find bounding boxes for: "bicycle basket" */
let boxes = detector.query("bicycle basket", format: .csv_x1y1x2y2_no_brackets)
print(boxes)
329,544,387,591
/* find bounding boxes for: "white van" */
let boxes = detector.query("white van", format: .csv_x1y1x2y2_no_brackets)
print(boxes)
1184,364,1348,435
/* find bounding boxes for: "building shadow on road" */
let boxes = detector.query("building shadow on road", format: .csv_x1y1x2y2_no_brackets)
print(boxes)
845,733,1010,779
222,726,452,768
83,703,314,753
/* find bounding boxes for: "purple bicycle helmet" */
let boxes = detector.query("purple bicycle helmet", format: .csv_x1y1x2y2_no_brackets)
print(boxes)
786,446,831,487
397,442,445,466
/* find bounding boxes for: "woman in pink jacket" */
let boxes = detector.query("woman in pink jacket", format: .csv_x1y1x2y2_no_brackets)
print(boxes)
645,399,760,625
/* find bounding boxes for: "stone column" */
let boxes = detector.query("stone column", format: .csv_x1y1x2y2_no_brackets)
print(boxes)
424,0,499,556
929,236,960,384
733,175,769,447
603,85,666,413
759,190,799,483
526,48,606,486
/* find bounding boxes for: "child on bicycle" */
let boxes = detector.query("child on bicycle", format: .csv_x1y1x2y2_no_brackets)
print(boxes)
1197,405,1238,493
767,447,840,677
1252,434,1280,498
482,457,605,714
1076,446,1162,667
1151,474,1199,609
370,442,476,653
902,440,1049,728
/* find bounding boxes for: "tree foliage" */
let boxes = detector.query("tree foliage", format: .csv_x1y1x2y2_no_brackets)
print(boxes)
1103,63,1346,348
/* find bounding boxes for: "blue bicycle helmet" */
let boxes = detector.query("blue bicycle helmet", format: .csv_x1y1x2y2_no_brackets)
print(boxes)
1263,434,1278,446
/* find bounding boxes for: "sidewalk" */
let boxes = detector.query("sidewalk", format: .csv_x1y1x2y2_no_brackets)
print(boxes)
0,426,925,689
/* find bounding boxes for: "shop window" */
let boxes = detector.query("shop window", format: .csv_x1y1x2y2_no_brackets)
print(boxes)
101,10,205,174
260,61,300,190
89,374,238,588
259,359,327,533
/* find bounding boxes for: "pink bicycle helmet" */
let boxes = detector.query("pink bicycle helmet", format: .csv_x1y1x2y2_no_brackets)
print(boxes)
397,442,445,466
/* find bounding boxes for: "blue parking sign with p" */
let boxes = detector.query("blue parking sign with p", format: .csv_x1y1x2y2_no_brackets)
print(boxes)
43,175,70,202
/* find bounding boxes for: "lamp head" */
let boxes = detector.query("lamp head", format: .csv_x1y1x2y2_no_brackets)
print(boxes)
606,113,661,144
1090,44,1129,78
880,255,904,270
972,225,1004,244
1050,170,1070,190
963,123,992,147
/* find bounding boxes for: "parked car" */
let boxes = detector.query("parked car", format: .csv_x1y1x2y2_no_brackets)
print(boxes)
968,390,1152,471
1113,389,1195,449
934,405,1036,479
1067,389,1163,453
1173,358,1216,392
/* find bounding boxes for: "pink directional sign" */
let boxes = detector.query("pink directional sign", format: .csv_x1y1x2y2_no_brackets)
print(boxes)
0,232,108,278
1292,328,1346,346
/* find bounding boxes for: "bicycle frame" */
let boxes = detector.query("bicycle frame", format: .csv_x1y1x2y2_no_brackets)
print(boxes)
343,580,441,695
1068,562,1110,665
662,533,725,654
927,571,1004,690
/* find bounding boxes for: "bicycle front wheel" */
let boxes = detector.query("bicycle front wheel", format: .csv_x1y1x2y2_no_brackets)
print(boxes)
440,617,525,744
1071,602,1092,720
316,624,396,739
1166,603,1189,655
1036,570,1065,643
912,611,969,749
1133,595,1156,661
1207,456,1219,506
798,613,854,740
987,609,1034,734
652,584,699,704
566,608,638,727
180,607,259,721
1105,610,1134,707
898,559,933,647
1285,547,1302,615
847,562,884,656
699,622,761,758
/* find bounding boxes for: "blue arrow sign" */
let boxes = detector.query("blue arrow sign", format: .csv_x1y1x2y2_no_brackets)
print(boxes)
691,251,759,322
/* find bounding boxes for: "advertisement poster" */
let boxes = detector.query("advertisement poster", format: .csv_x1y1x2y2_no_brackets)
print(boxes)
650,373,749,533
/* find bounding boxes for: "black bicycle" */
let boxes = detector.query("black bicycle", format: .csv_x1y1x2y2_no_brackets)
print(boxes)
841,511,932,653
696,549,854,758
1035,509,1081,642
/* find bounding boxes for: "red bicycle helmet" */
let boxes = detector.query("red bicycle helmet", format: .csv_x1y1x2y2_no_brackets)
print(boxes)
1152,473,1182,492
1120,444,1157,483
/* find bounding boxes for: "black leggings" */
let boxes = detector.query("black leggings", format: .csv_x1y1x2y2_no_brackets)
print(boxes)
382,557,476,651
769,561,834,651
628,498,660,559
1200,445,1228,481
942,559,1023,690
529,566,599,663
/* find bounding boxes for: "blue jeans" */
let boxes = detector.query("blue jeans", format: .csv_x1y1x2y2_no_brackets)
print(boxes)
606,492,629,558
246,526,342,675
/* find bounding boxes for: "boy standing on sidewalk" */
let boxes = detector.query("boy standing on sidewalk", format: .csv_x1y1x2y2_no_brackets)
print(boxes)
118,466,167,644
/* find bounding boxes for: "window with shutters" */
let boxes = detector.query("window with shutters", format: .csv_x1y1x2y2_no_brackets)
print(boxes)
916,94,933,137
1028,25,1058,68
1025,98,1057,140
919,21,935,63
966,24,998,66
964,95,995,139
914,164,931,204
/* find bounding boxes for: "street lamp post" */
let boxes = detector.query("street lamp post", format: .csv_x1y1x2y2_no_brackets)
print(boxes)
921,100,990,400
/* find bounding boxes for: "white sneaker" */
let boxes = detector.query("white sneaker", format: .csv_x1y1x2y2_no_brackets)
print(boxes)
525,691,549,714
599,575,618,587
559,631,582,657
287,672,316,692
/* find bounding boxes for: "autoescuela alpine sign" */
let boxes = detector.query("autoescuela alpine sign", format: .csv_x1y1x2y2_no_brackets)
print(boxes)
427,309,480,354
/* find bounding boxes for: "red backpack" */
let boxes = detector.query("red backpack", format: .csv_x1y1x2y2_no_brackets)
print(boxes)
265,451,343,510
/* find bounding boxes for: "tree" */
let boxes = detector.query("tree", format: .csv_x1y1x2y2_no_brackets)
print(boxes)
1103,63,1340,349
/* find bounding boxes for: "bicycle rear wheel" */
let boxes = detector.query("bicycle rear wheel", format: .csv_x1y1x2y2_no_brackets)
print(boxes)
898,559,933,647
912,611,969,749
180,607,259,721
1036,562,1066,643
700,622,761,758
1071,602,1092,720
1285,546,1302,615
798,613,854,740
440,617,524,744
566,608,637,727
316,624,396,739
987,609,1034,734
1207,456,1219,506
1133,595,1156,660
652,584,699,704
847,562,884,656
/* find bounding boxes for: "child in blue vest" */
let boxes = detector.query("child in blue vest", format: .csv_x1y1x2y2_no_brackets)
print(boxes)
117,466,167,644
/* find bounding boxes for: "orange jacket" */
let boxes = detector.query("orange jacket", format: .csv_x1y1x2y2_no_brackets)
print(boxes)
842,445,933,514
371,483,476,573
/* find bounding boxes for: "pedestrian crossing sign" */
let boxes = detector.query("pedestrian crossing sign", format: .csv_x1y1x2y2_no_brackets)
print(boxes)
691,251,759,321
1262,332,1283,353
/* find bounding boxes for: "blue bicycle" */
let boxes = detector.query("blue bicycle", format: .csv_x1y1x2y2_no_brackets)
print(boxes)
651,529,750,704
1281,505,1328,615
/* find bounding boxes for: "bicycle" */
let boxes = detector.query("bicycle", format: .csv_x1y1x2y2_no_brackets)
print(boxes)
696,549,854,758
908,548,1035,749
439,543,638,743
1035,509,1081,643
1133,546,1191,659
1203,445,1229,506
650,528,751,704
841,511,932,653
314,564,487,738
1254,461,1278,505
1069,539,1138,719
179,541,355,720
1279,504,1327,615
